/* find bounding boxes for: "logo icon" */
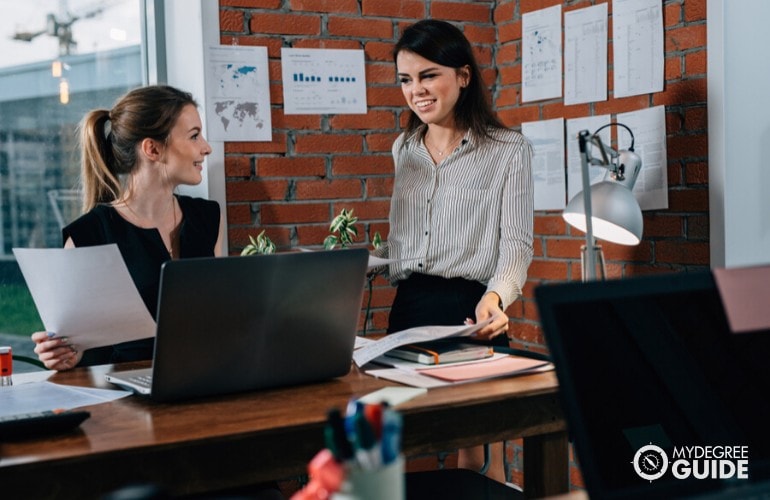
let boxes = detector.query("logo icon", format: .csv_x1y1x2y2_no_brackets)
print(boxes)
633,444,669,481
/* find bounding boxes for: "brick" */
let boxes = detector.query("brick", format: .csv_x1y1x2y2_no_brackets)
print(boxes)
220,9,245,33
270,112,322,131
261,202,331,224
497,43,519,65
430,1,492,23
685,0,707,22
224,134,287,154
227,203,252,225
465,25,496,45
292,39,362,50
295,134,363,154
684,106,707,132
219,36,283,57
221,0,280,7
327,16,393,39
686,215,709,240
365,41,397,63
685,50,707,76
602,241,652,262
534,215,567,235
545,238,584,259
289,0,359,14
226,179,290,202
330,110,396,130
332,155,394,176
520,0,563,14
667,188,709,212
666,134,708,161
362,0,426,18
666,25,707,53
257,157,326,177
331,200,390,220
656,240,710,265
684,161,708,185
294,179,362,200
643,214,683,238
664,2,682,27
653,79,707,107
366,62,397,85
527,260,569,280
366,132,400,152
665,55,682,81
367,86,407,107
494,3,515,25
225,155,252,177
295,224,334,246
366,177,394,198
249,13,321,35
498,106,540,127
496,87,519,108
594,95,651,115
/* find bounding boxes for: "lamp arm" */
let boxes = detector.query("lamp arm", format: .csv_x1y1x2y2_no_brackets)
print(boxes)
578,130,597,281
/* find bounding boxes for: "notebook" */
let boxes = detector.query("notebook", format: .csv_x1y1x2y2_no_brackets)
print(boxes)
535,270,770,499
105,248,369,402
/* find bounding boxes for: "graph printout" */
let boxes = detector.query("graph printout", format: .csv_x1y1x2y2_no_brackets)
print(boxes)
281,48,367,114
205,45,272,142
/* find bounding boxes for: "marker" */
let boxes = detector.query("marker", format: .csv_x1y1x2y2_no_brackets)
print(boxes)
325,408,354,463
353,410,381,469
363,402,384,439
381,406,403,465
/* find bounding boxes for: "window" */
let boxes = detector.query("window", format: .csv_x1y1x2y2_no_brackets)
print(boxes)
0,0,146,351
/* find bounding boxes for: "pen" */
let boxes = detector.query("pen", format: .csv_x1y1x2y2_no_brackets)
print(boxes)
381,406,403,465
325,408,354,464
363,402,384,440
353,410,381,470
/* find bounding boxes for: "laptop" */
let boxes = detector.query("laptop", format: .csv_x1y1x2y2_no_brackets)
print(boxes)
105,248,369,402
535,270,770,499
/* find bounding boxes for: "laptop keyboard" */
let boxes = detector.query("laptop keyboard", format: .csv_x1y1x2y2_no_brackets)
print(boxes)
129,374,153,388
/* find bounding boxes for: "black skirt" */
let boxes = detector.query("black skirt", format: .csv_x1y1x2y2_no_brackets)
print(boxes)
387,273,507,346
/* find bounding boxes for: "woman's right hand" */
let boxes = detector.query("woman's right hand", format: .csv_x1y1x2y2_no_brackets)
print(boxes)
31,331,82,371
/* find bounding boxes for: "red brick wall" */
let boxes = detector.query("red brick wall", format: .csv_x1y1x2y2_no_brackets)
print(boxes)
219,0,708,490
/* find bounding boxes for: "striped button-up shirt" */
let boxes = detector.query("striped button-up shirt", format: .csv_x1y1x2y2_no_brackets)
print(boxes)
381,126,534,309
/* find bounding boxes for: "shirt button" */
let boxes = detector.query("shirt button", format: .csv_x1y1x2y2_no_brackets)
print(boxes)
424,231,428,235
418,263,423,268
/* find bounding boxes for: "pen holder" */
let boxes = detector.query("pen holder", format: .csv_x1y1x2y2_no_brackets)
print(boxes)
332,455,405,500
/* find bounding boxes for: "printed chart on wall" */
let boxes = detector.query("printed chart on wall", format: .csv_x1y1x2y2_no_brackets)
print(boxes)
204,45,272,142
281,48,367,115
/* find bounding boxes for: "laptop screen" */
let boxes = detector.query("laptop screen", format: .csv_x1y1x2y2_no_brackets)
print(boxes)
535,271,770,499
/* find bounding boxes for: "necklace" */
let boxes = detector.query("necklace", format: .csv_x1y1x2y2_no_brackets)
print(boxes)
425,131,464,157
117,196,177,257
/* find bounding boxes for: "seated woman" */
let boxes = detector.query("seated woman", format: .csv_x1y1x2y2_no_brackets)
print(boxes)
31,85,223,370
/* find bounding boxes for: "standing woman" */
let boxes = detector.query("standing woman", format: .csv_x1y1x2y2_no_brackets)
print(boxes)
31,85,223,370
386,20,534,482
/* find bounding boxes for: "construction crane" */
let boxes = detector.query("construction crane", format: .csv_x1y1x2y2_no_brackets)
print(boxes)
11,0,124,56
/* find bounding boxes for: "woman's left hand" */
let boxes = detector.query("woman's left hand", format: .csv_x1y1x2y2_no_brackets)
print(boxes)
471,293,509,340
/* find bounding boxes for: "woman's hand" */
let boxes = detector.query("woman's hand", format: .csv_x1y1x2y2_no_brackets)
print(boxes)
471,292,509,341
31,331,82,371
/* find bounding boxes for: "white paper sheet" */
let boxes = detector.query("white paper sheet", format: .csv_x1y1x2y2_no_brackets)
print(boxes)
522,5,563,103
12,245,156,352
0,381,131,418
564,3,607,105
612,0,664,98
617,105,668,210
352,319,493,367
205,44,273,142
281,48,367,114
523,118,566,211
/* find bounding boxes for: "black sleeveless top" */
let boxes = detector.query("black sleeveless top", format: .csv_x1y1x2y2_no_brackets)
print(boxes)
63,195,220,366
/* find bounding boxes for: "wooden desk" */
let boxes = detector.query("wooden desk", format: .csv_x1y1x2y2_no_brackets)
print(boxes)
0,363,567,499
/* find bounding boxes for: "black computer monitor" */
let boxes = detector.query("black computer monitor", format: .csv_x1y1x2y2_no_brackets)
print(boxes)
535,270,770,499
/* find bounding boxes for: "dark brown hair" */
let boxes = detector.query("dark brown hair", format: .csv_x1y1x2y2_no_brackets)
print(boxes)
393,19,505,141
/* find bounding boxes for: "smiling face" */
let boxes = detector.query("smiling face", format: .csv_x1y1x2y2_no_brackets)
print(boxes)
161,104,211,186
396,49,470,129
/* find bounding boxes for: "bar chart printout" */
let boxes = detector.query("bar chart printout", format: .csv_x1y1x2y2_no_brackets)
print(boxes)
281,48,367,114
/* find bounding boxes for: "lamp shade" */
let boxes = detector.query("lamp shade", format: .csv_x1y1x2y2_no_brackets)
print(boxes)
563,181,643,246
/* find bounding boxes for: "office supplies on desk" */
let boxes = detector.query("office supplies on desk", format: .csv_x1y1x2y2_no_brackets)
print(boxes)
0,346,12,386
0,409,90,441
352,318,493,367
105,249,369,402
385,341,493,365
536,270,770,500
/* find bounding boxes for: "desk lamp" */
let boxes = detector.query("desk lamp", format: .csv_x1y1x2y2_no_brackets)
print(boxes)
562,123,643,281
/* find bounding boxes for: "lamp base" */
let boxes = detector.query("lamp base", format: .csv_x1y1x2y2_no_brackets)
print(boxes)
581,244,606,281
